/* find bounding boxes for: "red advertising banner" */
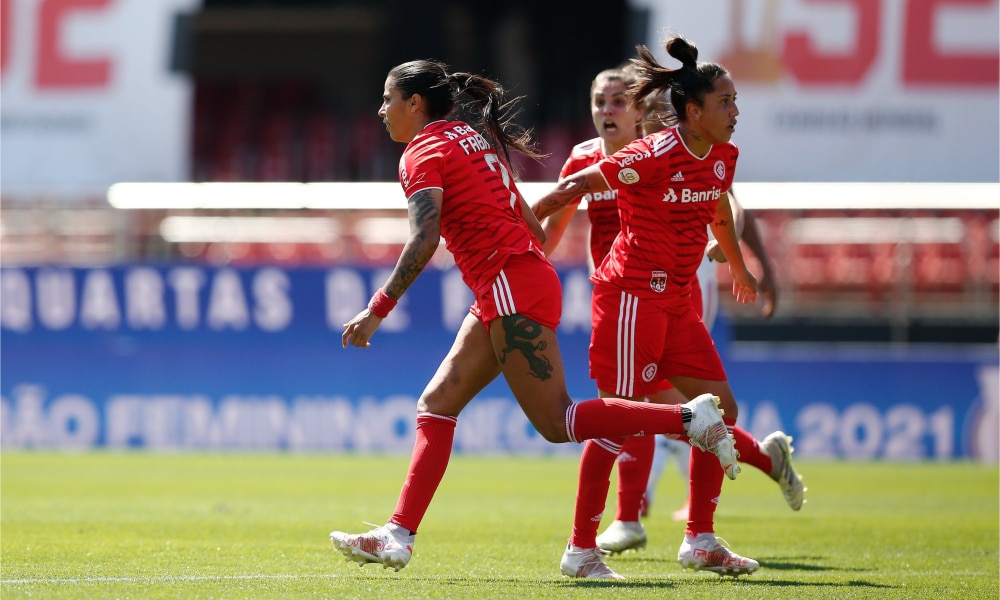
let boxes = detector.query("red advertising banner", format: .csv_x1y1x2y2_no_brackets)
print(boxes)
637,0,999,181
0,0,200,194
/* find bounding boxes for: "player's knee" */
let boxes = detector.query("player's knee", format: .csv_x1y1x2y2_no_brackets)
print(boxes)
532,418,571,444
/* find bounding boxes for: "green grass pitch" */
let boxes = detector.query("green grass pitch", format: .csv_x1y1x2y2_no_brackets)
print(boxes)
1,452,997,599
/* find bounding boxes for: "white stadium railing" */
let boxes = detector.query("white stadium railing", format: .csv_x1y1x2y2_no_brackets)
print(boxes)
106,181,999,211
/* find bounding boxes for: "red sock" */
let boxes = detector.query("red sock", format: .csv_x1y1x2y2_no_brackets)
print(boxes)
685,416,738,536
570,437,623,549
685,445,723,536
733,426,773,474
390,413,457,533
616,434,654,521
566,398,684,442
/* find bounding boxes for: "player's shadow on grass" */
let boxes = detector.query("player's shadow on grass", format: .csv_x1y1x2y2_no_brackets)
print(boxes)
554,578,893,591
739,579,896,590
427,575,893,591
553,579,676,590
631,554,869,573
760,559,843,571
759,556,868,572
428,577,677,590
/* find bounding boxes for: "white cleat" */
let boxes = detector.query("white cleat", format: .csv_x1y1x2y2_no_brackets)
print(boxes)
596,520,647,554
677,532,759,577
761,431,806,510
683,394,740,480
330,522,414,572
560,545,625,580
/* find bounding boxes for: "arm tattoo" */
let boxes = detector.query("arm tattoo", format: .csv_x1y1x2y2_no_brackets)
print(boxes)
534,176,591,220
497,315,554,381
384,189,441,299
410,189,438,228
715,218,729,227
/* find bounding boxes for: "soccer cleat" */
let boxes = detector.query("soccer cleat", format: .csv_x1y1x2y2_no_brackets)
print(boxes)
683,394,740,480
677,532,759,577
329,522,414,572
596,520,647,554
560,545,625,580
761,431,806,510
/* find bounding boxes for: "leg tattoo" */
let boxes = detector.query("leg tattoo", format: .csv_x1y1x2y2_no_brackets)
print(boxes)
498,315,553,381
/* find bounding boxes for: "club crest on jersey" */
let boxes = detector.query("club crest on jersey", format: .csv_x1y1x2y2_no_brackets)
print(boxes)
618,168,640,185
650,270,668,293
641,363,658,383
714,160,726,180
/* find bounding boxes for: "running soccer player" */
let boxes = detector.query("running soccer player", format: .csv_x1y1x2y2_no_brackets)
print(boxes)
328,58,738,574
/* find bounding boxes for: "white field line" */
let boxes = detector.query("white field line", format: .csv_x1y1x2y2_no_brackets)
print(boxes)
1,574,334,585
1,571,994,585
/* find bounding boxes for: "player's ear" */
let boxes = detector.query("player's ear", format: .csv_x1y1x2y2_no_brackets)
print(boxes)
687,102,701,122
408,93,423,113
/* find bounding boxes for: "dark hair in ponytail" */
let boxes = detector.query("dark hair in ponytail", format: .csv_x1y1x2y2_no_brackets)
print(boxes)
628,36,729,123
387,60,545,167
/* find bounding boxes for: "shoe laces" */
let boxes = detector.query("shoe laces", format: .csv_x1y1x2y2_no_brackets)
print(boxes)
704,421,729,449
361,521,385,534
702,536,751,566
358,522,396,544
575,548,615,577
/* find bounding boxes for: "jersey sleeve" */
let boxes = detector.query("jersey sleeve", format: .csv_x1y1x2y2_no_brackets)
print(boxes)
597,137,660,192
400,139,445,198
558,154,577,179
722,144,739,192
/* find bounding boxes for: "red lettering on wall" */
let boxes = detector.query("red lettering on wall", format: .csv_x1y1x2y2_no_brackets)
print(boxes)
904,0,999,85
782,0,881,85
36,0,112,88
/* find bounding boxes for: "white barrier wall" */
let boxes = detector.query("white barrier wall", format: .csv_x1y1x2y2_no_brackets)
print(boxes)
0,0,200,194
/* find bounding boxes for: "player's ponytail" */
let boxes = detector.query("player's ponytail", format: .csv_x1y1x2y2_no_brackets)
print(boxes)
449,72,545,168
667,36,699,70
628,35,729,123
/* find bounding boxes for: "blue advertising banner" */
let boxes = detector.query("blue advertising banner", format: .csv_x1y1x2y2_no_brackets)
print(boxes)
1,265,996,460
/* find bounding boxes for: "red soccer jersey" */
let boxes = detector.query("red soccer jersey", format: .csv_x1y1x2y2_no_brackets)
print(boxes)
559,138,622,266
399,120,542,298
593,126,738,303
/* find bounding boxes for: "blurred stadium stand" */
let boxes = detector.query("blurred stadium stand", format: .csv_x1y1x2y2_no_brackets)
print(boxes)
1,0,996,346
2,185,997,345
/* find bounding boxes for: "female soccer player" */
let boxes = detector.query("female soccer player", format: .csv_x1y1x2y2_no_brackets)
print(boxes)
540,66,682,570
543,62,804,578
328,59,738,573
600,92,800,555
532,35,768,577
538,62,803,579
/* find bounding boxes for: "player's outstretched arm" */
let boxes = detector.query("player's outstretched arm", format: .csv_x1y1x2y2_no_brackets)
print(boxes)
738,208,777,317
531,165,608,222
710,191,757,305
342,188,442,348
